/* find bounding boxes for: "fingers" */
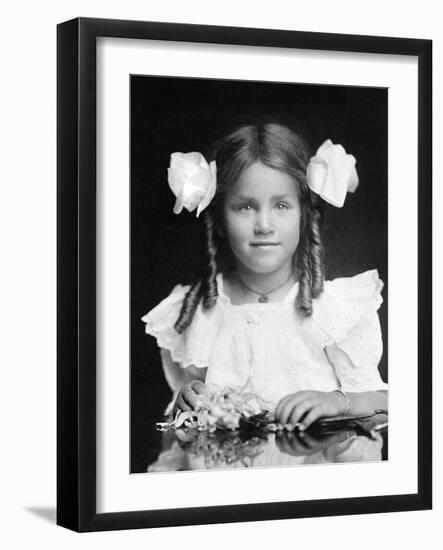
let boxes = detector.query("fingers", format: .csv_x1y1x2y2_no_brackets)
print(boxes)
173,388,193,414
189,380,206,394
275,393,307,425
184,387,201,409
172,393,192,415
275,392,332,430
173,382,207,414
186,381,209,407
276,397,316,427
274,393,297,420
298,406,324,430
288,400,316,428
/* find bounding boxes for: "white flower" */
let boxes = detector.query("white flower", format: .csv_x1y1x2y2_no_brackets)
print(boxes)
157,384,273,433
306,139,359,208
167,152,217,217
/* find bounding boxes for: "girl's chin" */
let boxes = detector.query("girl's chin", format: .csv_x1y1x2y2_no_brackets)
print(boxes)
232,252,295,275
242,261,292,275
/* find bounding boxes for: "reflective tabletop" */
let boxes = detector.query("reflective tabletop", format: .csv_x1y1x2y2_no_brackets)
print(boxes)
146,413,388,472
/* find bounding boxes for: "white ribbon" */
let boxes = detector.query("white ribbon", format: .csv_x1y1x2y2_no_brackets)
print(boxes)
167,152,217,217
306,139,359,208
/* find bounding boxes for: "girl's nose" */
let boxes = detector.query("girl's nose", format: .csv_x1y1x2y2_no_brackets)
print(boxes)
254,210,274,234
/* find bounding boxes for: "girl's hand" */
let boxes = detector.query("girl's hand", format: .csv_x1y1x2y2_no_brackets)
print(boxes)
274,390,346,431
172,380,207,415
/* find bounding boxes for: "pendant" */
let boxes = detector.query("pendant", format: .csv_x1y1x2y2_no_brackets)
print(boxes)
258,295,269,303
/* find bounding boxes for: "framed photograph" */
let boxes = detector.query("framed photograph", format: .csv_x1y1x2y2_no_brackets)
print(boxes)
57,17,432,532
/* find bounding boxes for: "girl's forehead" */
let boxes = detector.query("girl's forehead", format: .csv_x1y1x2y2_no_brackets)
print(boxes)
231,162,299,198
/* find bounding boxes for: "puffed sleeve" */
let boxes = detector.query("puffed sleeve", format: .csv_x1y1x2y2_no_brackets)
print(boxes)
313,270,388,392
141,283,224,369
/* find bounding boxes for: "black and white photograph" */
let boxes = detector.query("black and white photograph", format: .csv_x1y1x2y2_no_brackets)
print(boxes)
131,76,389,474
1,0,438,544
54,16,431,533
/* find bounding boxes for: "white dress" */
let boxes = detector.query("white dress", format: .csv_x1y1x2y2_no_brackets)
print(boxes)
141,269,387,413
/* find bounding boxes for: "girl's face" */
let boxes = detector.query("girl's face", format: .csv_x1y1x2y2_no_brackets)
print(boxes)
223,162,301,276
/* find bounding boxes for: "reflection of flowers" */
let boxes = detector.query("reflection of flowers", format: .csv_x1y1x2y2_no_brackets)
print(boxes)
176,428,268,468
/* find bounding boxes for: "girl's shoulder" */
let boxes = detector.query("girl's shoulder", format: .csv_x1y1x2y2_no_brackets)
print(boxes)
141,282,224,369
322,269,383,303
312,269,384,344
141,283,191,333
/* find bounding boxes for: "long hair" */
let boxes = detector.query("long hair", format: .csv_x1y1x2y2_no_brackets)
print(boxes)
174,116,325,334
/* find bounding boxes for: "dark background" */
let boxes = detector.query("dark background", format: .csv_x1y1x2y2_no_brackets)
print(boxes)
130,75,388,473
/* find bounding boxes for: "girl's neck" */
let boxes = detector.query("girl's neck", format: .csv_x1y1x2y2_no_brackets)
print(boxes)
227,263,298,304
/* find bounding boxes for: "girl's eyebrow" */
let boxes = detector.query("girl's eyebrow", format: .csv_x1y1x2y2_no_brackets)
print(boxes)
270,194,294,201
232,195,255,201
232,194,294,201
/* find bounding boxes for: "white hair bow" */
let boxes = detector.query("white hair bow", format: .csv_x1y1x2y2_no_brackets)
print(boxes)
306,139,359,207
167,152,217,217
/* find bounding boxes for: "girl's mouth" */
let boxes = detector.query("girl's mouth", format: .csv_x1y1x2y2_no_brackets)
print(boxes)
250,242,280,250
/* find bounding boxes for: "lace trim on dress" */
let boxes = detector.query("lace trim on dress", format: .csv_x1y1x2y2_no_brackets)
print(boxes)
141,283,224,369
312,269,383,347
142,316,211,369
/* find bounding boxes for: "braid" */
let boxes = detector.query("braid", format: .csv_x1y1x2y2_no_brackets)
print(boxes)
174,279,203,334
296,240,313,316
200,211,219,309
310,208,324,298
296,203,325,316
174,211,219,334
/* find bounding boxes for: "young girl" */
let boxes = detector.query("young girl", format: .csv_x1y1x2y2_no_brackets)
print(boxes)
142,117,388,432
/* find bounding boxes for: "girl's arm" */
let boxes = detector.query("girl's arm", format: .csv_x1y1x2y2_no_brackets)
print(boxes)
159,348,207,415
324,340,387,415
275,341,387,428
342,389,387,416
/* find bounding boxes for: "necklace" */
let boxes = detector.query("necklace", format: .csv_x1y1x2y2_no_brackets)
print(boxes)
238,273,295,303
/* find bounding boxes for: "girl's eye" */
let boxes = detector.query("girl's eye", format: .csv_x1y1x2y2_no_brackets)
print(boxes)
276,202,289,211
239,204,254,213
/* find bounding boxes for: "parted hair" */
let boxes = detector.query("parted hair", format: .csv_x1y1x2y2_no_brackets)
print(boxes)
174,116,325,334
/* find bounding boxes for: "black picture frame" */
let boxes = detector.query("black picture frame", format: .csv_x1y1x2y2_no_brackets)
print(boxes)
57,17,432,532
